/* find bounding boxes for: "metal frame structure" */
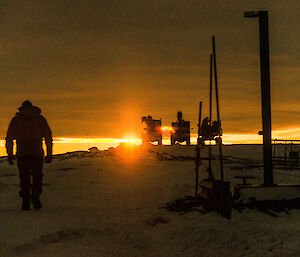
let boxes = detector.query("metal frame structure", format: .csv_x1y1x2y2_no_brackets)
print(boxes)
272,139,300,170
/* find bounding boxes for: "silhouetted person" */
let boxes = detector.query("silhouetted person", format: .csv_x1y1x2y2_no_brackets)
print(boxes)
6,101,53,210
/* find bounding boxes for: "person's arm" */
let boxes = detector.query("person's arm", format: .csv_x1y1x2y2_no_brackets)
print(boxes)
6,118,16,164
41,116,53,162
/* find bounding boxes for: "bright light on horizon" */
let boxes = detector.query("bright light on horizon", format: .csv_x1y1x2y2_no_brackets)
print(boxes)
54,137,143,145
0,126,299,156
53,125,300,145
160,126,175,133
1,125,299,147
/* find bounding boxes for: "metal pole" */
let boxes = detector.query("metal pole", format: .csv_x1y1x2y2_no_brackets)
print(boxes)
212,36,224,181
259,11,273,185
244,11,273,185
212,36,220,122
209,54,213,124
197,101,202,145
195,101,202,197
208,54,213,181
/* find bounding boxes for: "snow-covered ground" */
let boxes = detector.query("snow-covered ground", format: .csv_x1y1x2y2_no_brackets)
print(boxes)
0,144,300,257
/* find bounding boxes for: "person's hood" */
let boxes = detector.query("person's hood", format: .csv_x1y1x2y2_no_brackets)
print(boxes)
18,106,42,118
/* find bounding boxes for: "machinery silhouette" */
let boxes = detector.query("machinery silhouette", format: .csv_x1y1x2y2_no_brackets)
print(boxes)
199,117,222,145
171,111,190,145
141,116,162,145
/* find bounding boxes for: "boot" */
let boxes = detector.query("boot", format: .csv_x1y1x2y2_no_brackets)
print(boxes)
32,195,42,209
22,196,30,211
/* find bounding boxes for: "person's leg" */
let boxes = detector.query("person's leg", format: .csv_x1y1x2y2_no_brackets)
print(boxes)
17,157,31,210
31,156,44,209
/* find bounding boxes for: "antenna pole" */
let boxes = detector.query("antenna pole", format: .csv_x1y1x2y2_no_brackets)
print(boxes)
209,54,213,123
195,101,202,197
212,36,220,122
208,54,213,180
212,36,224,181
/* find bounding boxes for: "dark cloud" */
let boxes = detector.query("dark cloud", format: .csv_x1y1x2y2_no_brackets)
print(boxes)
1,0,300,138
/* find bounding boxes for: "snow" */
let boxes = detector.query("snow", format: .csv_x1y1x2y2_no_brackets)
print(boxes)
237,185,300,201
0,144,300,257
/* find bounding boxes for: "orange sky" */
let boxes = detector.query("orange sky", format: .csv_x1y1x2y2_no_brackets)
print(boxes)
1,125,300,156
1,1,300,142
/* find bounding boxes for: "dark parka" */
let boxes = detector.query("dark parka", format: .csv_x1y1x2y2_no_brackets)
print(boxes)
6,106,52,157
